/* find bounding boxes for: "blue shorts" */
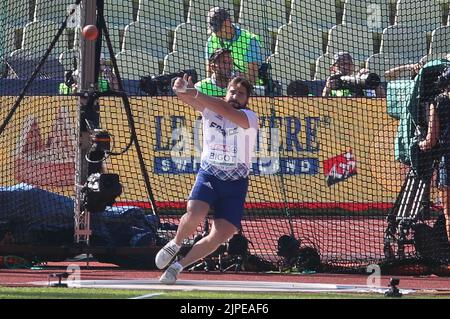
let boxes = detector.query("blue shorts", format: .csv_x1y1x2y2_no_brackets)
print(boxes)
188,170,249,229
438,154,450,187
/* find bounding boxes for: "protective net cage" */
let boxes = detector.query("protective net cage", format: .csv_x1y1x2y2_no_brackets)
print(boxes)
0,0,449,274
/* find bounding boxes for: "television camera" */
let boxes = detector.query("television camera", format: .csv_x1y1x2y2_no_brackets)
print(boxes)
140,69,198,96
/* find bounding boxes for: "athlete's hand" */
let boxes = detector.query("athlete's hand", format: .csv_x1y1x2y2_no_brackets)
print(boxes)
358,68,369,75
173,73,195,96
419,140,432,151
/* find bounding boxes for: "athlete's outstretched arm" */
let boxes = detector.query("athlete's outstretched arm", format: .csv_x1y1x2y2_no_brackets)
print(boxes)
173,74,251,129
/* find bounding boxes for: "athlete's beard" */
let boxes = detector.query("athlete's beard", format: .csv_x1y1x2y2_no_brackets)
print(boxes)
228,99,247,109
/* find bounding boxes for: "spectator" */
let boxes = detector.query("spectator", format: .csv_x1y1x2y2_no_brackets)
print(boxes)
418,67,450,244
195,48,234,96
205,7,263,86
322,52,385,97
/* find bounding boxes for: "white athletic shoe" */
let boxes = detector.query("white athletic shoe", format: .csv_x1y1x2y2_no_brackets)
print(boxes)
159,262,183,285
155,240,180,269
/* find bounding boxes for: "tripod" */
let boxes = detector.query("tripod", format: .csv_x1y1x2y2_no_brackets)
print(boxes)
222,229,249,273
384,167,434,259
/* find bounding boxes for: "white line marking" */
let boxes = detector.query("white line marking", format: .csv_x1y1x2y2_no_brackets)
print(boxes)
129,293,165,299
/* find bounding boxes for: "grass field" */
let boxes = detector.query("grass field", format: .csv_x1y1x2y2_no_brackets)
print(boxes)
0,287,448,299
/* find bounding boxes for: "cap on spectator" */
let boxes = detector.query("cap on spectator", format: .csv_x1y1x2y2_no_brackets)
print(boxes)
209,48,232,63
332,52,353,66
208,7,231,33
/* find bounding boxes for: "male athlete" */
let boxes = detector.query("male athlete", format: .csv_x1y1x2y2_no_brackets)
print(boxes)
155,74,259,284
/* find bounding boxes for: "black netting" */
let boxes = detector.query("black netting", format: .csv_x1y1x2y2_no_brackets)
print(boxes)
0,0,449,273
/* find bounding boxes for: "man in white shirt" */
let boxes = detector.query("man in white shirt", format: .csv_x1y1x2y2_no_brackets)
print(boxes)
155,75,259,284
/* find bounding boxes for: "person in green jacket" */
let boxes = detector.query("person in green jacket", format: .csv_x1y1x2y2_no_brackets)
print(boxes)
195,48,233,96
205,7,263,86
59,58,118,94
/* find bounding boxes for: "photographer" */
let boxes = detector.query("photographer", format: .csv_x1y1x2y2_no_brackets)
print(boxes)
322,52,385,98
418,67,450,244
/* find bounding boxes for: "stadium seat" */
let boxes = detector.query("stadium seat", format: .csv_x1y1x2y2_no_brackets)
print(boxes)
115,50,161,80
379,25,428,62
326,24,374,64
429,25,450,56
19,21,67,54
172,23,209,55
5,0,31,27
163,51,207,80
274,23,323,65
187,0,234,26
267,53,313,94
103,0,134,28
5,50,65,79
1,28,16,74
238,0,287,34
313,53,334,80
289,0,336,31
2,28,17,57
9,47,61,64
122,21,170,60
3,0,31,69
136,0,185,31
33,0,73,24
365,52,417,82
58,49,80,73
394,0,443,33
101,26,122,58
342,0,390,33
426,52,450,62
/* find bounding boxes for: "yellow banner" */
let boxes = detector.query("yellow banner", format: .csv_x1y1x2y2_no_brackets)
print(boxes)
0,96,406,207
